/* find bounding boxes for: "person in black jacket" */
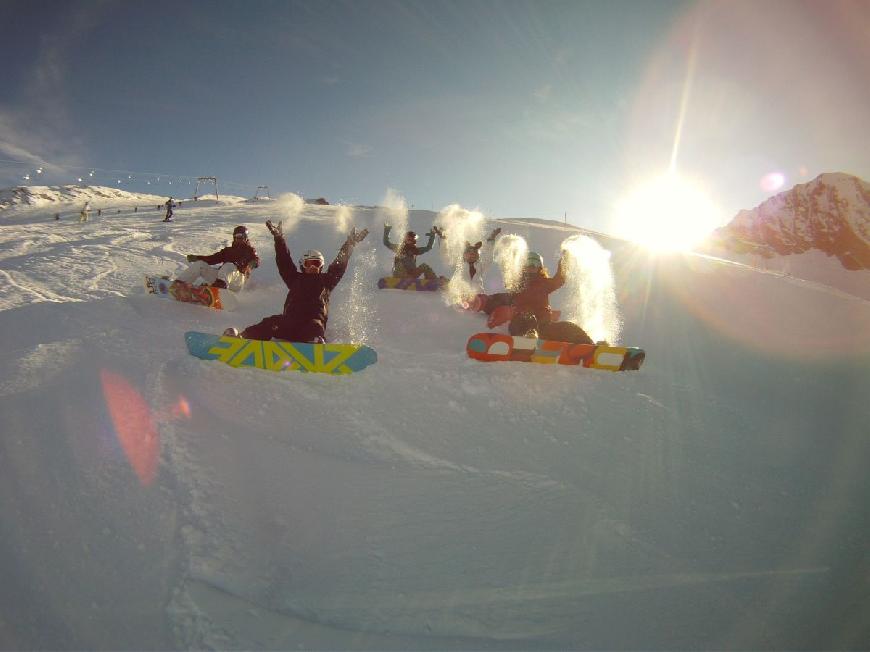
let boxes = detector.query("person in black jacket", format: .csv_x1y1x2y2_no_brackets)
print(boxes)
177,225,260,290
227,220,368,343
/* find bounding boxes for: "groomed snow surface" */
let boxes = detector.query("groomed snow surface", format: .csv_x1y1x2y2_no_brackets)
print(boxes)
0,199,868,649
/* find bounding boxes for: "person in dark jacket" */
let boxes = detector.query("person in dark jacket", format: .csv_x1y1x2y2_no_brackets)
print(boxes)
162,197,176,222
228,220,368,343
383,224,437,279
507,251,593,344
177,225,260,291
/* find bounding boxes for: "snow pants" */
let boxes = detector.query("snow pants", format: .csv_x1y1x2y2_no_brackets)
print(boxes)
396,263,436,280
508,312,593,344
176,260,245,291
241,315,326,343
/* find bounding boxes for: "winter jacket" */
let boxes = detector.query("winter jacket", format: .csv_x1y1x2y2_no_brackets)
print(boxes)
275,234,353,333
196,241,260,276
511,259,566,323
383,226,435,277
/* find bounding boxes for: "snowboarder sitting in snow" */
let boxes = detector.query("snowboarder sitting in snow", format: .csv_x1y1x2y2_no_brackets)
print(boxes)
383,224,438,279
177,225,260,291
504,251,593,344
225,220,369,343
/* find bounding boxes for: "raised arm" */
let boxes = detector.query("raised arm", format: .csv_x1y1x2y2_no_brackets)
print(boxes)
382,224,398,252
416,229,437,254
540,255,567,293
325,227,369,290
267,220,298,287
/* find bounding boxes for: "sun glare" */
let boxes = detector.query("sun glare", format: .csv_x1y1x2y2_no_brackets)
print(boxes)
613,173,724,252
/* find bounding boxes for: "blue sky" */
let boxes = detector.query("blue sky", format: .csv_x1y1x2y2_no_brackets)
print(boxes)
1,0,868,235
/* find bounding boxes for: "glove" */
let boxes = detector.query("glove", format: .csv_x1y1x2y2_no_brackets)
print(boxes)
266,220,282,237
487,227,502,242
347,227,369,245
383,223,392,231
186,254,199,262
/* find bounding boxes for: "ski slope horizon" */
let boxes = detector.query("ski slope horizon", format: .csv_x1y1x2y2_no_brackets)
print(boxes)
0,198,868,649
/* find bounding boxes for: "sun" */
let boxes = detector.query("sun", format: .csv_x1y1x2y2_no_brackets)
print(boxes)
612,173,724,252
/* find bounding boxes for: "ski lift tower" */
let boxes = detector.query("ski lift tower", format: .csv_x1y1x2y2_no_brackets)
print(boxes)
193,176,219,201
254,185,271,200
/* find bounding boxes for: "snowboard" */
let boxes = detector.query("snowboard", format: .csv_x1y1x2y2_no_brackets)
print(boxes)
377,276,447,291
466,332,645,371
185,331,377,375
145,276,236,310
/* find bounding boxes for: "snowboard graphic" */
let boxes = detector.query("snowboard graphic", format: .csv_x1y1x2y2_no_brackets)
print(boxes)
185,332,377,375
466,332,645,371
377,276,447,291
145,276,236,310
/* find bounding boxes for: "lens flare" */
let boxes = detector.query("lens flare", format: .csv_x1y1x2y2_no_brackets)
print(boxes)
760,172,786,193
100,369,159,486
171,396,192,419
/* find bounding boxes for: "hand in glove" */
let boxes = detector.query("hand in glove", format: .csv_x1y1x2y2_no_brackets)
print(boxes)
186,254,200,262
383,223,392,232
487,227,502,242
347,227,369,245
266,220,282,237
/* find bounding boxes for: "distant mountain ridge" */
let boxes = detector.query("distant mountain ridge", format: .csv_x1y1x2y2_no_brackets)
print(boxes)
0,184,171,211
706,172,870,271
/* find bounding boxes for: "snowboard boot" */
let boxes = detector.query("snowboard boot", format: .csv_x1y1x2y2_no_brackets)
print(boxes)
222,327,241,338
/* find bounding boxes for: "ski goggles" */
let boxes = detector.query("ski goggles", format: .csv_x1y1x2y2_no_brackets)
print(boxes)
302,258,323,271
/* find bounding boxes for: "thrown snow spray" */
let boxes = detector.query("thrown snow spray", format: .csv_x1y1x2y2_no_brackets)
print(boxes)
333,246,380,343
334,204,354,234
376,188,409,238
492,234,529,291
275,192,305,232
560,235,622,344
436,204,486,305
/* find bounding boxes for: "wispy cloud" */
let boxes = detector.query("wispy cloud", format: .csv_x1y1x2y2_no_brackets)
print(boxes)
0,2,114,184
345,142,372,159
533,84,552,103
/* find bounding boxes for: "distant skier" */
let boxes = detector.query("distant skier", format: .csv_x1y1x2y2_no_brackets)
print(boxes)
162,197,175,222
79,201,91,223
507,251,593,344
177,225,260,291
224,220,368,343
383,224,438,279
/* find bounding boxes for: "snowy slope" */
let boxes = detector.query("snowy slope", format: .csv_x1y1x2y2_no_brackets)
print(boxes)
0,199,868,649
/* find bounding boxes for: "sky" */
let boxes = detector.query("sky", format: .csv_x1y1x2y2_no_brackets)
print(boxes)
0,198,868,648
1,0,869,236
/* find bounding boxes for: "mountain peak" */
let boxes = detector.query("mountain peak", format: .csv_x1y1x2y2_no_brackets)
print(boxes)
709,172,870,270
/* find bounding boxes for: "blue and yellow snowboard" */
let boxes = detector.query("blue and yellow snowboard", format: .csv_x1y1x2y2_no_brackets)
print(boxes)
185,332,377,375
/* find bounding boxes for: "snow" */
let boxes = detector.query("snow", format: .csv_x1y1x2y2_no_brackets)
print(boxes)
0,197,868,649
